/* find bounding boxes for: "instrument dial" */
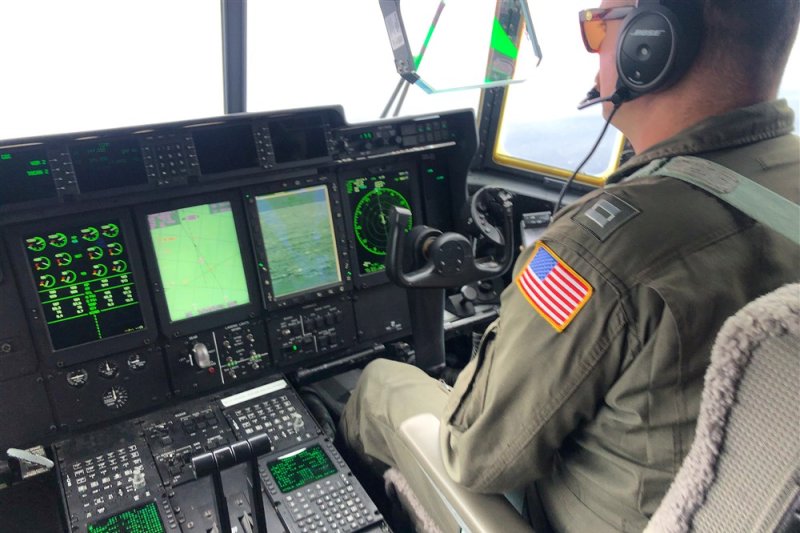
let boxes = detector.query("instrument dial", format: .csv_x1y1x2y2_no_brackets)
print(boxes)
127,353,147,371
66,369,89,388
97,360,119,379
102,386,129,409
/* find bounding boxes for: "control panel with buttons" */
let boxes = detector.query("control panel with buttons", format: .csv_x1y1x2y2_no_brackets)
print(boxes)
262,438,383,533
268,299,357,368
165,318,271,396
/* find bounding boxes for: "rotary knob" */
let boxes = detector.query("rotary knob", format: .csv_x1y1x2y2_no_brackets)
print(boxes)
192,342,213,369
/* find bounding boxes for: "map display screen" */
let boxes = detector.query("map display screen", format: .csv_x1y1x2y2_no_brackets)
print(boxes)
23,219,146,351
147,201,250,322
255,185,341,299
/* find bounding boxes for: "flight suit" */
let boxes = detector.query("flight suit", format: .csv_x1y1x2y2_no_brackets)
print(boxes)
340,99,800,532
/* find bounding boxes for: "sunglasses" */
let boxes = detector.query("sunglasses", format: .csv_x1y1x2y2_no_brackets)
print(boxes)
579,6,635,53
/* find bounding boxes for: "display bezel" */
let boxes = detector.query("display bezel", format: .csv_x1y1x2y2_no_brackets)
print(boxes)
67,136,152,196
243,175,352,310
5,209,157,368
338,161,423,289
189,121,265,180
0,143,60,209
136,192,261,338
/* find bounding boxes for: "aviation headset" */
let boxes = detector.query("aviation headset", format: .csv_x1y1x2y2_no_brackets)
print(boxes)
615,0,704,101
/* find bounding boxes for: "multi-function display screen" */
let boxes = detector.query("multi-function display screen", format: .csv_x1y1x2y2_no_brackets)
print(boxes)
192,123,259,175
23,219,146,351
269,116,328,164
69,139,148,193
255,185,341,299
88,502,165,533
344,170,414,275
268,445,338,493
147,201,250,323
0,146,57,205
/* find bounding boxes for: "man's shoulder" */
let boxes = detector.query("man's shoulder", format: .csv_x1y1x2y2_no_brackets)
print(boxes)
544,177,751,284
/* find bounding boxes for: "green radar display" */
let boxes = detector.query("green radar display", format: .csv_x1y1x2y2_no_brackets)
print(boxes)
147,201,250,322
346,170,414,275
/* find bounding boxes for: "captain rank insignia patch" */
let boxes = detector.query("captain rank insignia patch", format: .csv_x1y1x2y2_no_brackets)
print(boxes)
516,243,592,332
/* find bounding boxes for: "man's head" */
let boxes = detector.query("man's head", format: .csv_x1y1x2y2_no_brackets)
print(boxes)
582,0,800,151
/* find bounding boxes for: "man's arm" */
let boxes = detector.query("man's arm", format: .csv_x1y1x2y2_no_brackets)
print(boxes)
437,235,647,493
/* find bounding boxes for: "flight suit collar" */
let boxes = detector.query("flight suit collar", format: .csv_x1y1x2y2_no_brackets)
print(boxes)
607,99,796,184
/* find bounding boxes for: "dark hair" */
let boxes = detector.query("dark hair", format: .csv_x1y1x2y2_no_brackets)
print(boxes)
697,0,800,91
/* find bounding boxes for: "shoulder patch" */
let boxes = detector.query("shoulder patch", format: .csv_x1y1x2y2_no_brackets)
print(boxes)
572,192,640,241
515,242,592,332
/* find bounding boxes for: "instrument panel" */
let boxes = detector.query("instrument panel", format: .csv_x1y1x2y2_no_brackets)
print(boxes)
0,105,476,446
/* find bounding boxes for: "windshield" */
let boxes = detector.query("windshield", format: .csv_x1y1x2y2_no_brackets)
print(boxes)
1,0,798,176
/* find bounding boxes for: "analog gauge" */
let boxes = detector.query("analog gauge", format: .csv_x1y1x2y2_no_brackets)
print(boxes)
38,274,56,289
55,252,73,266
33,256,51,271
26,236,46,252
107,242,124,256
60,270,77,284
86,246,104,260
80,226,100,242
97,360,119,379
48,232,68,248
127,353,147,372
66,369,89,388
102,386,129,409
353,187,412,256
101,223,120,238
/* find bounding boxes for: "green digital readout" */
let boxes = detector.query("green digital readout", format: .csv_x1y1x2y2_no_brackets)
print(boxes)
255,185,341,299
0,146,57,205
268,445,338,493
345,170,414,275
24,220,146,351
147,201,250,322
88,501,165,533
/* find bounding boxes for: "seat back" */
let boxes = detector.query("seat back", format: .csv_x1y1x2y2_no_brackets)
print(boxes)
646,283,800,533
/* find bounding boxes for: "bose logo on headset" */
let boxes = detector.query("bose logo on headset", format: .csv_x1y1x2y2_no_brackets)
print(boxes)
615,0,703,99
630,29,666,37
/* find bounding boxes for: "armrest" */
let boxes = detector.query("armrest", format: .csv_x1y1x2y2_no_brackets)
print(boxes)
398,413,534,533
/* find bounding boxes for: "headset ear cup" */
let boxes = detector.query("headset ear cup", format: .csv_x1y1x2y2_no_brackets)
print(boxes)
616,3,702,97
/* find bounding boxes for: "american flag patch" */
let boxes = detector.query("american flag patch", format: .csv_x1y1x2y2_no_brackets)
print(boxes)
516,243,592,332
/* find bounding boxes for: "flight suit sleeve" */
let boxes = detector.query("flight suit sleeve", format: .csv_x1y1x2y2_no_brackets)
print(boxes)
439,232,635,493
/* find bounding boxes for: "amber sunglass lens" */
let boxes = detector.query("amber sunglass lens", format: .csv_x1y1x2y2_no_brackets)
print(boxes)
582,19,605,53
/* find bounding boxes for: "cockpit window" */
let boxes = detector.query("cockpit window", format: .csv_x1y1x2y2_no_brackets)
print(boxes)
0,0,223,140
247,1,482,123
492,4,800,185
493,4,626,186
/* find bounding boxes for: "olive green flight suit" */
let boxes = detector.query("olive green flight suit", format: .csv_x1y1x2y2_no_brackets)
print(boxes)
340,99,800,532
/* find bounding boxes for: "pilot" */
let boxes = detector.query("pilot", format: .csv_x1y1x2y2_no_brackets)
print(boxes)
340,0,800,531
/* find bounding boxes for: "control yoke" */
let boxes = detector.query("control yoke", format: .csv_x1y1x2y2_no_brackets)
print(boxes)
385,187,514,375
386,187,515,288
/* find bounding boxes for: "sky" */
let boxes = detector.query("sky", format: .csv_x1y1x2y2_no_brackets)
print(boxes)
0,0,798,141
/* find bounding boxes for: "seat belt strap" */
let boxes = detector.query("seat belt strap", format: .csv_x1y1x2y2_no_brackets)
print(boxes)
627,156,800,246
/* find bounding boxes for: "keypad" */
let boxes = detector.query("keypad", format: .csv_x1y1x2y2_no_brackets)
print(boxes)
68,444,149,522
227,394,314,448
284,477,374,533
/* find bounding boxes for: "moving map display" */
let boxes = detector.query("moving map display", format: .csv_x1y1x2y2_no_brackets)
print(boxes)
344,170,414,275
255,185,341,299
23,219,146,350
147,202,250,322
